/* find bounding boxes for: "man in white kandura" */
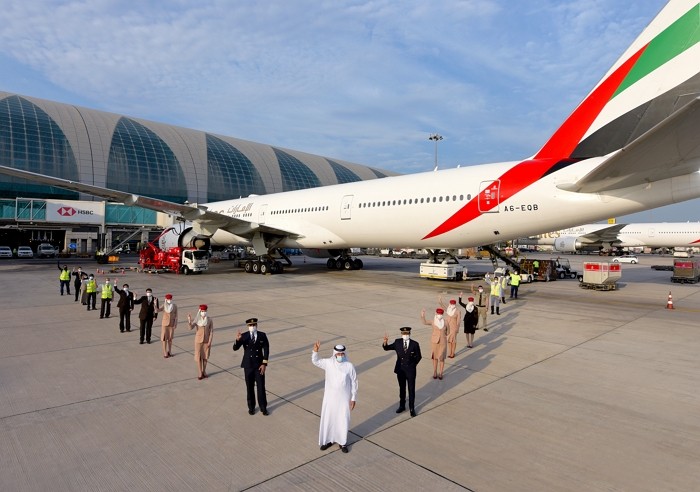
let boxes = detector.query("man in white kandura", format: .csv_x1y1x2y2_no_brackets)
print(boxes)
312,341,358,454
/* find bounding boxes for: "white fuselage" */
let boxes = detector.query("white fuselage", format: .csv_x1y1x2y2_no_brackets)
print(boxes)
205,158,700,251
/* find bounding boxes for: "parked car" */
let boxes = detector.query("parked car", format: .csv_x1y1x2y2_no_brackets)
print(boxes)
37,243,57,258
0,246,12,258
17,246,34,258
612,255,639,264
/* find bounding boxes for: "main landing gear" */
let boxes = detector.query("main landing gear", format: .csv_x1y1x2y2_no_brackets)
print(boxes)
326,253,364,270
242,258,285,274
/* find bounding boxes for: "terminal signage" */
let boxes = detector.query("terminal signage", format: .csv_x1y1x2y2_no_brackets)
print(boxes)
46,200,104,224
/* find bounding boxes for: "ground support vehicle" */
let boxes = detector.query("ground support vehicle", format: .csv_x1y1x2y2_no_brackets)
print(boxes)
519,258,558,281
579,262,621,290
139,244,209,274
419,262,466,281
671,258,700,283
552,257,579,279
37,243,57,258
494,267,534,284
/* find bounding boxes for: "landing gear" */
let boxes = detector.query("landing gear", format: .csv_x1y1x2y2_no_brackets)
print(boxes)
242,258,285,274
326,252,364,271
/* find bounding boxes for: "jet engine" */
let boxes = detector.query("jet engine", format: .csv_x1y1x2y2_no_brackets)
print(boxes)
157,225,211,251
552,236,584,253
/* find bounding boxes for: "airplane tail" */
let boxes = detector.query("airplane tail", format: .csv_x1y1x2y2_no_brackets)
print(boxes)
535,0,700,160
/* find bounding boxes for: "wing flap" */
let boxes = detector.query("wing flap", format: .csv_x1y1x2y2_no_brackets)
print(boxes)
558,97,700,193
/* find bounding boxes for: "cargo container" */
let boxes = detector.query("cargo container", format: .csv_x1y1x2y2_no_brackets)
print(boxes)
579,262,621,290
671,258,700,283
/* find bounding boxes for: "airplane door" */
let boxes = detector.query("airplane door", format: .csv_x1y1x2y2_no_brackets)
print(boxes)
258,204,268,224
478,180,500,212
341,195,353,220
648,227,655,238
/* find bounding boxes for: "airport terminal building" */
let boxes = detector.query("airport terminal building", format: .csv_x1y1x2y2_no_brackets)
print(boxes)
0,91,393,253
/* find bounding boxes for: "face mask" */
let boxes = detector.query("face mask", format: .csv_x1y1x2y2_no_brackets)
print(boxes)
248,326,256,334
201,311,207,318
165,300,171,304
402,335,410,341
147,293,152,298
436,315,443,321
335,355,345,362
89,277,94,280
478,288,483,293
124,288,129,292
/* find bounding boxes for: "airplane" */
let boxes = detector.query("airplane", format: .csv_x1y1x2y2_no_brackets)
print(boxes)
1,0,700,275
518,222,700,254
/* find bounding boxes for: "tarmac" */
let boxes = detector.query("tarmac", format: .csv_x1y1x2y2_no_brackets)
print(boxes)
1,253,699,491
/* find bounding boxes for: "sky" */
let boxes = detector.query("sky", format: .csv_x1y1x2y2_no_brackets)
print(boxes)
1,0,695,223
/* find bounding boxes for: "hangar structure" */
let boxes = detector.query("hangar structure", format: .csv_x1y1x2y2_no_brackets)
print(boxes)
0,91,394,253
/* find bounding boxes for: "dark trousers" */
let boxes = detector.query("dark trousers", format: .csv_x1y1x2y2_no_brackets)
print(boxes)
244,367,267,412
119,309,131,332
100,299,111,318
74,283,81,301
397,369,416,411
87,292,97,310
510,285,519,298
60,279,70,295
139,318,154,342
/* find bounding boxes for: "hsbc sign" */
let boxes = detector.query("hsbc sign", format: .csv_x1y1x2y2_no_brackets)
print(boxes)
46,200,104,224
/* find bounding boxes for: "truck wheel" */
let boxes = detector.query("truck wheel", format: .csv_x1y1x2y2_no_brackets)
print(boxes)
182,266,191,275
244,261,252,273
570,273,577,279
558,271,565,279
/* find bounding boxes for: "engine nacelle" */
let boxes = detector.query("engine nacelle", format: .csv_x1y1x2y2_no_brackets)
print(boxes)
552,236,583,253
157,225,210,251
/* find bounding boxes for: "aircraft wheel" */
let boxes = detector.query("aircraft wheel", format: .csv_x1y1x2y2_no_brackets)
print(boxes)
335,258,344,270
244,261,252,273
353,258,363,269
260,262,269,275
252,261,260,274
327,258,335,269
343,259,354,270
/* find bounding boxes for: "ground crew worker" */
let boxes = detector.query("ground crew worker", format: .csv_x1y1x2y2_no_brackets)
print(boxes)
510,270,521,299
470,283,489,331
58,262,71,296
500,270,509,305
533,259,540,278
99,278,114,318
485,272,501,315
85,274,97,311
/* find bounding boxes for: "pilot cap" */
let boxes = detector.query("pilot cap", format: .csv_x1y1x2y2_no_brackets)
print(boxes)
400,327,412,334
246,317,258,325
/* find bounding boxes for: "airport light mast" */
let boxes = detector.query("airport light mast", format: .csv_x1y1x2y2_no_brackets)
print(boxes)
428,133,443,170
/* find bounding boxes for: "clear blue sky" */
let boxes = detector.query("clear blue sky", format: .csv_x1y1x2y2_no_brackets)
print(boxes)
1,0,694,223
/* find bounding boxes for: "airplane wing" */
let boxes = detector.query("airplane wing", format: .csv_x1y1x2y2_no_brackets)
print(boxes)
558,97,700,193
0,164,302,240
576,224,627,244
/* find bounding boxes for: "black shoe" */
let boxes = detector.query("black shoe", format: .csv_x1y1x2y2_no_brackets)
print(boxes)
147,340,151,344
484,328,489,332
395,406,405,413
410,409,416,417
120,330,124,333
320,443,333,451
139,341,144,344
261,409,269,416
100,316,103,319
126,329,131,332
340,445,349,453
248,409,255,415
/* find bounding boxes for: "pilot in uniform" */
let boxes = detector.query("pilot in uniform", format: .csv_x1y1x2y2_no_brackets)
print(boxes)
233,317,270,415
382,327,422,417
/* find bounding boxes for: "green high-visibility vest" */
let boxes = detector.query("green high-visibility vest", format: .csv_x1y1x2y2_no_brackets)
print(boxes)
59,269,70,281
86,280,97,293
101,284,113,299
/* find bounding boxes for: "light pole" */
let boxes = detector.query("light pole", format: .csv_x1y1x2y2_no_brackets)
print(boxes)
428,133,443,169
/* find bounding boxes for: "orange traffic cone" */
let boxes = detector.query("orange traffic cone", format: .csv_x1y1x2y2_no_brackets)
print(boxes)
666,291,674,309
